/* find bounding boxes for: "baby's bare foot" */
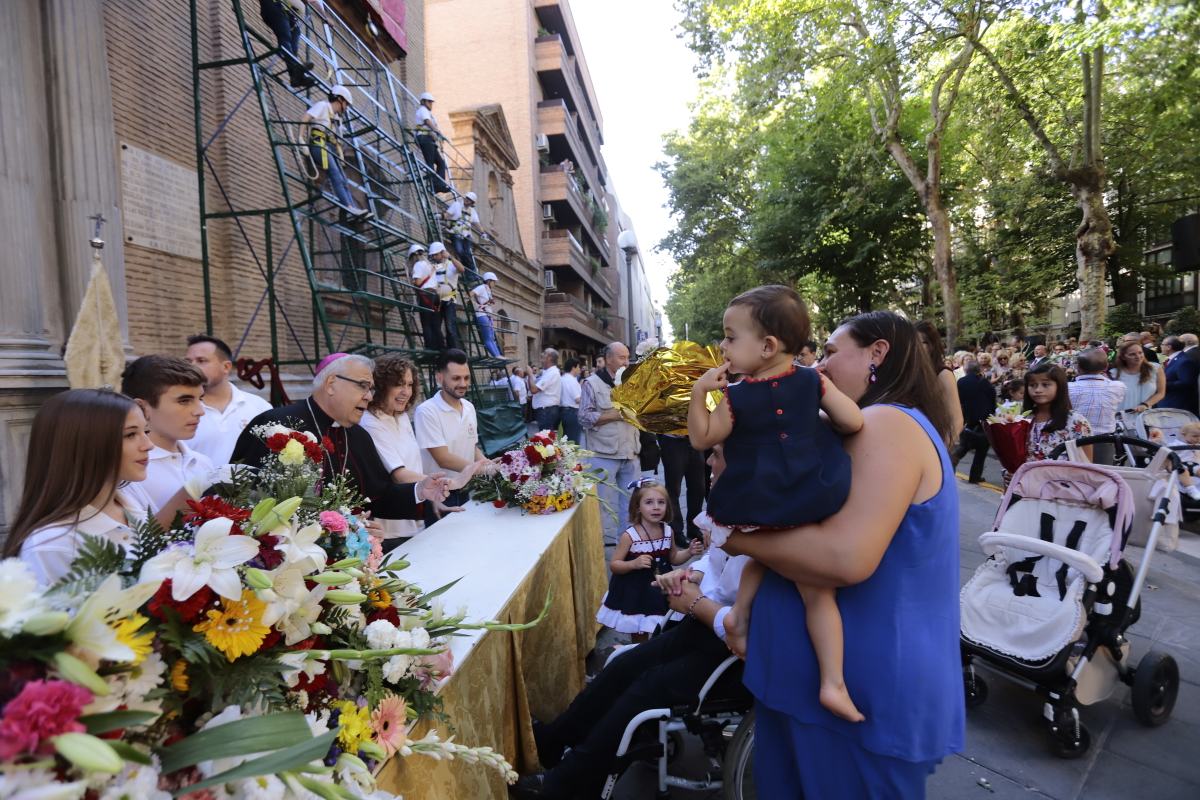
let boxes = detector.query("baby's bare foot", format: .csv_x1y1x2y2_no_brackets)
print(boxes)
820,681,865,723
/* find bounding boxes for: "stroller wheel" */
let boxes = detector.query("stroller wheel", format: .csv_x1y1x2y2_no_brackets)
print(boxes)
1132,650,1179,727
1049,708,1092,759
963,670,988,708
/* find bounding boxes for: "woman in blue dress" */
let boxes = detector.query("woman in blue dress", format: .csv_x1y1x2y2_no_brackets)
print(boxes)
722,311,964,799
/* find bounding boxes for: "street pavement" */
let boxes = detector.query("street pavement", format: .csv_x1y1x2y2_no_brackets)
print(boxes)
609,460,1200,799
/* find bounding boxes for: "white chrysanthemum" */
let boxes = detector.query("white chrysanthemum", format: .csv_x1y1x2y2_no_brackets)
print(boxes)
0,769,88,800
0,559,43,637
381,653,412,683
95,759,170,800
363,619,399,650
86,652,166,714
231,775,287,800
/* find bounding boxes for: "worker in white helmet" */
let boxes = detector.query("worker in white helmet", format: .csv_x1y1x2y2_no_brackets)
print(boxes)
470,271,502,358
407,242,444,351
413,91,450,193
444,190,481,272
303,85,369,218
259,0,316,89
427,242,462,350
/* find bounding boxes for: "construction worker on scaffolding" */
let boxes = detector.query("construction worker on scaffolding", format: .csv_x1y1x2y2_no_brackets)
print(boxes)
471,272,503,358
429,242,463,351
414,92,451,194
303,85,370,219
408,243,444,352
444,191,481,273
259,0,317,89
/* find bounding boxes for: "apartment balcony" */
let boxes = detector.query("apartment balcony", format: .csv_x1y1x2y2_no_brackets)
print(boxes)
539,167,610,258
537,99,606,192
541,229,613,304
534,34,603,156
543,292,619,347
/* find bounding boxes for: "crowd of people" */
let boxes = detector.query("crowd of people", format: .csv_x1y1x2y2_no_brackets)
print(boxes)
941,326,1200,488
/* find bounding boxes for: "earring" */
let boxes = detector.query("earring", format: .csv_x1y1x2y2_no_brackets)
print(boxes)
869,363,878,383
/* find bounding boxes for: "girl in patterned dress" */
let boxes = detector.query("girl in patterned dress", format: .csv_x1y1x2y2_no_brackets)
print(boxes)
597,481,704,640
689,284,866,722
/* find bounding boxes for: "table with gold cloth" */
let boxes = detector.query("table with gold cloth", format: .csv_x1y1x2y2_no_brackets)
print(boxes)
377,495,607,799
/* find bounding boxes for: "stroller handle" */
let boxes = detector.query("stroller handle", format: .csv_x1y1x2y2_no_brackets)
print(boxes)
1047,433,1184,471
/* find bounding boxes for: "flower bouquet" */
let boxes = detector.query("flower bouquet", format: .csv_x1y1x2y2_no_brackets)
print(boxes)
469,430,601,514
0,423,548,798
986,400,1032,474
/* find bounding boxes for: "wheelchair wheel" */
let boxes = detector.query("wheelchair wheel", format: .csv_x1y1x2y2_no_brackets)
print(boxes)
722,709,755,800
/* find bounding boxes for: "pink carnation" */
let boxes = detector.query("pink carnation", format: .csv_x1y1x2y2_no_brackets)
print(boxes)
319,510,349,535
0,679,91,759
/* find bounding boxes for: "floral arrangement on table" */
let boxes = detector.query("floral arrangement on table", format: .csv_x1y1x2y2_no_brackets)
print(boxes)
0,423,547,799
986,400,1033,474
469,430,601,515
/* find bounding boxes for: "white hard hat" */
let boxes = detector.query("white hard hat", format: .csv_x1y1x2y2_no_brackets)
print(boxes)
428,241,447,256
419,91,435,102
407,243,426,257
330,85,353,105
464,191,478,203
483,271,498,282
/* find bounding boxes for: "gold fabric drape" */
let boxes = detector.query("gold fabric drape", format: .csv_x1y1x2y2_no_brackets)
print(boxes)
378,496,607,799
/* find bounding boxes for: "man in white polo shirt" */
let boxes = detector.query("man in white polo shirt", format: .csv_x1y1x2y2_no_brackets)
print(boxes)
185,334,272,465
414,349,492,523
121,355,214,511
530,348,563,433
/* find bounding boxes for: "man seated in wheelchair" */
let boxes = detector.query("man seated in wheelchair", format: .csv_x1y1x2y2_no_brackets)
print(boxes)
511,446,749,800
1146,423,1200,500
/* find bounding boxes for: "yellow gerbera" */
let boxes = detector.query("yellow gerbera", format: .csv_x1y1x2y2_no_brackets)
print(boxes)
335,699,373,752
109,613,154,665
367,583,392,610
170,659,189,693
192,590,269,661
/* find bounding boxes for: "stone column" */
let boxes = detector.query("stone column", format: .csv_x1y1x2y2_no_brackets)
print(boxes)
43,0,131,350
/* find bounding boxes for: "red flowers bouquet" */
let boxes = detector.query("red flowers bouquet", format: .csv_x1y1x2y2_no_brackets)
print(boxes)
986,401,1032,474
471,430,601,514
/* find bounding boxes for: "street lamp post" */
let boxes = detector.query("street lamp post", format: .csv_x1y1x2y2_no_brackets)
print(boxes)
617,229,637,347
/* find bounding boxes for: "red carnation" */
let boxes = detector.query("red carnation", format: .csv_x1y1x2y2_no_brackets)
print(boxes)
147,580,216,624
547,431,557,442
184,497,251,527
304,442,324,463
500,453,513,465
259,629,283,652
321,435,336,453
524,445,542,465
266,433,291,452
256,534,284,569
367,606,400,626
492,499,506,508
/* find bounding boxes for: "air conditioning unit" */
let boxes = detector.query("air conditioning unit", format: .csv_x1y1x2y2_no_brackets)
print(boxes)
542,203,555,221
535,133,550,152
543,270,557,290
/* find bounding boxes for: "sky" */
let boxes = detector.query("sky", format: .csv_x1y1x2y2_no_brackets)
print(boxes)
570,0,702,341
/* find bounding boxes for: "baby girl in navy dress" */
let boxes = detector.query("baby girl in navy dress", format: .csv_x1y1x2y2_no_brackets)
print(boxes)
688,285,866,722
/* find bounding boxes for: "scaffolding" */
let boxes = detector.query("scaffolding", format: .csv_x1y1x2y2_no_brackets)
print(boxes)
189,0,524,452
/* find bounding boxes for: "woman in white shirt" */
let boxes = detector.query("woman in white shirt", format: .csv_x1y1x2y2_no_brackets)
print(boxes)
360,356,428,545
6,389,160,586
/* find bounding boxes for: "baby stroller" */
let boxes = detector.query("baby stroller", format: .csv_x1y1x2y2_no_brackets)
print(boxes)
1117,407,1200,466
960,441,1182,757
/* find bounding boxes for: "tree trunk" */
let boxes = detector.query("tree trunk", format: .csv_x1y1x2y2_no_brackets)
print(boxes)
1073,173,1115,341
927,196,961,345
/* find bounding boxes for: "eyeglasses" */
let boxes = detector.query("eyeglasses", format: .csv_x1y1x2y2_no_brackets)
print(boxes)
626,477,660,491
335,375,376,395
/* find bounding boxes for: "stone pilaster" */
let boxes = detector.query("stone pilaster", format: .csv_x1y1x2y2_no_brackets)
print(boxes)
43,0,131,351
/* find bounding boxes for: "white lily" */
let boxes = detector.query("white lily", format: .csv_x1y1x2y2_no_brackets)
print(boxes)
258,565,327,645
65,576,160,664
273,522,327,572
140,517,259,601
0,558,44,636
278,651,327,689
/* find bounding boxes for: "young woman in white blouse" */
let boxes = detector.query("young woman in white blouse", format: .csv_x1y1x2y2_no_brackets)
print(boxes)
6,389,188,586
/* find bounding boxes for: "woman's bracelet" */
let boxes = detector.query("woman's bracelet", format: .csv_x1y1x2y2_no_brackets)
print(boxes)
687,593,709,618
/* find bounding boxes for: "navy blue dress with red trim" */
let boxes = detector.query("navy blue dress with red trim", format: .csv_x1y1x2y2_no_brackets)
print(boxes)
706,366,851,529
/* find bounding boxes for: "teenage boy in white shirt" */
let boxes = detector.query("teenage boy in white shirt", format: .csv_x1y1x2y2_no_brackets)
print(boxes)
413,349,494,523
530,348,563,432
122,355,214,511
185,334,272,465
559,357,583,444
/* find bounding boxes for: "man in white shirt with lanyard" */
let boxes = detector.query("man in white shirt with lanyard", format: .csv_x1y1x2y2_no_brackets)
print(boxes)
445,191,481,273
413,92,450,193
413,349,493,524
428,241,462,349
185,334,272,465
470,272,502,357
121,355,214,510
530,348,563,433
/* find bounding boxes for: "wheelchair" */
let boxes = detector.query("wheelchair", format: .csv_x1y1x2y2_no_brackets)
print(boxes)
598,648,756,799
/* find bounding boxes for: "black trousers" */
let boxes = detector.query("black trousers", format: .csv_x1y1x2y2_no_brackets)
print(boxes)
415,134,450,193
658,435,706,541
259,0,304,78
537,617,731,798
952,426,990,482
418,303,444,351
